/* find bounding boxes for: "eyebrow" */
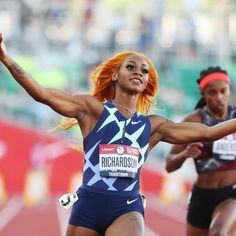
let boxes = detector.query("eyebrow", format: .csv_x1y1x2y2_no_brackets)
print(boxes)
207,85,229,91
127,60,148,67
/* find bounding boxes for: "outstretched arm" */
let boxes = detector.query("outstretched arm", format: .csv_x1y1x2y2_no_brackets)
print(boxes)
161,120,236,144
150,115,236,145
0,33,102,120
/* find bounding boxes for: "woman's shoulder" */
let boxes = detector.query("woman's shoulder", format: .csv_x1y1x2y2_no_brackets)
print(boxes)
147,114,170,131
182,109,203,123
147,110,203,126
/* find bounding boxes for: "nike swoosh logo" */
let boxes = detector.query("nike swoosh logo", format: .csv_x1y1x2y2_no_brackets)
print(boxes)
131,120,141,125
127,198,138,205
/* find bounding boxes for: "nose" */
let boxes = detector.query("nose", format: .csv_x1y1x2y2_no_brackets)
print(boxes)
133,69,143,77
215,92,225,103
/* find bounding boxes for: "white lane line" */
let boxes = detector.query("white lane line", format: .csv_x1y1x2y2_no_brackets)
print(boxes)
55,196,160,236
55,198,71,236
147,195,186,224
55,195,162,236
145,225,160,236
0,197,23,231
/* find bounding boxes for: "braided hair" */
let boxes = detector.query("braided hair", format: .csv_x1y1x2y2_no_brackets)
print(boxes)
194,66,228,109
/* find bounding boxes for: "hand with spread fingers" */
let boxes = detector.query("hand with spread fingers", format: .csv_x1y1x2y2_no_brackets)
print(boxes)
0,33,7,61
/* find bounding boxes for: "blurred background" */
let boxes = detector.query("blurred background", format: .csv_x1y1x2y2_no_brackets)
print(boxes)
1,0,236,235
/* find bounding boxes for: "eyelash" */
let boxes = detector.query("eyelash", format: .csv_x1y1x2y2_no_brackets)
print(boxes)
126,64,149,74
142,68,149,74
126,64,135,70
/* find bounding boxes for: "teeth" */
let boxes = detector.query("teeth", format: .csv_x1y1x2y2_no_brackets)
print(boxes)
133,79,141,84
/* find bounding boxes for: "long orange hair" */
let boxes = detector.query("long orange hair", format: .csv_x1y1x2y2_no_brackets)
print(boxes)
90,51,158,114
56,51,158,131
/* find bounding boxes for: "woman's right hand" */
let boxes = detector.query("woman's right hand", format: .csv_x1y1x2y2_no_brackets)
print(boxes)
182,142,203,159
0,33,7,61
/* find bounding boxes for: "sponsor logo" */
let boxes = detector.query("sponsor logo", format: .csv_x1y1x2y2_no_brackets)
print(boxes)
131,120,141,125
116,146,125,155
127,198,138,205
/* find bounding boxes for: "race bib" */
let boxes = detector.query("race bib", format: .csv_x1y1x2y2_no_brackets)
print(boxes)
99,144,139,178
213,135,236,161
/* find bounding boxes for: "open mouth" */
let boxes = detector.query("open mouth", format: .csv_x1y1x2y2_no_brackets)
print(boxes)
130,78,142,84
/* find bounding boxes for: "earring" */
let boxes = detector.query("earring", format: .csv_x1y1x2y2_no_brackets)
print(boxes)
112,73,117,81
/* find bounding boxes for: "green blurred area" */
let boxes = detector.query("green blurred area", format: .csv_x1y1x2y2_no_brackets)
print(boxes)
156,60,236,117
1,54,236,119
0,55,79,93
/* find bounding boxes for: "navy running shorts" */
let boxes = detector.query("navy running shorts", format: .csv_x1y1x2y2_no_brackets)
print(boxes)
187,183,236,229
69,187,144,234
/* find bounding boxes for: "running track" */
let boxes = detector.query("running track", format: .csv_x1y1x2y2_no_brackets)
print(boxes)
0,194,186,236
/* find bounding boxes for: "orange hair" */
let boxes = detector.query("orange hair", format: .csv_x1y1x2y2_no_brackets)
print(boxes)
55,51,158,131
90,51,158,114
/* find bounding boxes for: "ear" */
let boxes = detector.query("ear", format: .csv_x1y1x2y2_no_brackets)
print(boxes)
112,72,118,81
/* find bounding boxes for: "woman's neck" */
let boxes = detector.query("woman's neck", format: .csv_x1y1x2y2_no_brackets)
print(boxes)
112,100,136,116
206,106,228,120
112,93,139,117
